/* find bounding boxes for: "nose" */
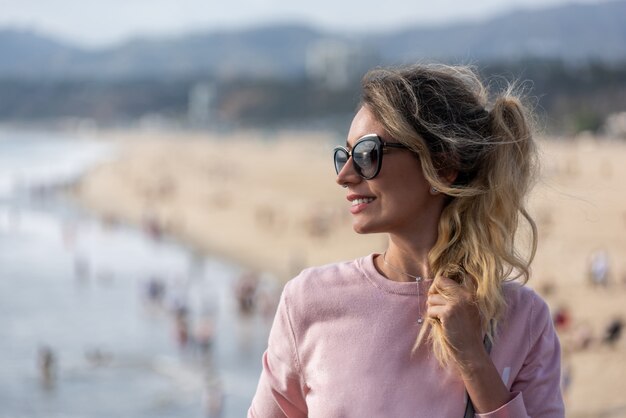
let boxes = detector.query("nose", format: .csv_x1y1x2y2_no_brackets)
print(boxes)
336,156,361,188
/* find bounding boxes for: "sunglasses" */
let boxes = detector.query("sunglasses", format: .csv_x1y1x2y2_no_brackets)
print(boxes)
333,134,411,180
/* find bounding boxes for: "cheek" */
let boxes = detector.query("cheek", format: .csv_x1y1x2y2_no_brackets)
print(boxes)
388,182,431,213
390,176,428,198
386,160,428,186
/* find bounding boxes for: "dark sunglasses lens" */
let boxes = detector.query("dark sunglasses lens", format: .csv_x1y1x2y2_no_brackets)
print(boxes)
353,140,379,179
334,149,348,174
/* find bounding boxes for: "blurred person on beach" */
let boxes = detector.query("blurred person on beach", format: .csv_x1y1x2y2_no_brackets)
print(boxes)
603,317,623,347
193,314,216,354
38,345,56,389
552,305,572,334
571,321,594,351
588,248,610,287
234,271,259,313
249,64,564,417
174,305,190,349
143,275,166,305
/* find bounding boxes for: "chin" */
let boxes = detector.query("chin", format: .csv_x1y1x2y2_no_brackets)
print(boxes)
352,221,383,235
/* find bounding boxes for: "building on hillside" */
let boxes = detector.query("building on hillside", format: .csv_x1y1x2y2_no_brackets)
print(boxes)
188,82,216,128
604,112,626,139
306,40,377,90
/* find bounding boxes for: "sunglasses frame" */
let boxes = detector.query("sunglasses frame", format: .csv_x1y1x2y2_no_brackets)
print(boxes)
333,134,411,180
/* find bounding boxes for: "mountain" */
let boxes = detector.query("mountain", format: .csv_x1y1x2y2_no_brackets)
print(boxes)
0,29,81,77
371,0,626,62
68,25,324,79
0,0,625,79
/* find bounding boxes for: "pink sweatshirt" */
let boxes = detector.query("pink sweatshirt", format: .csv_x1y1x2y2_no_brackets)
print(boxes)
249,254,564,417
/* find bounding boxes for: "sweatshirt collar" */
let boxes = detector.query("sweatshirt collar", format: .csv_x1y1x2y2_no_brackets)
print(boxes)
358,253,432,296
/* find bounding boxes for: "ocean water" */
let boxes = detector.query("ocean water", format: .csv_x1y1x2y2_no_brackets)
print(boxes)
0,129,271,418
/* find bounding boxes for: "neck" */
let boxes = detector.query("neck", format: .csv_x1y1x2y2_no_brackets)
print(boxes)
377,236,436,282
375,201,443,282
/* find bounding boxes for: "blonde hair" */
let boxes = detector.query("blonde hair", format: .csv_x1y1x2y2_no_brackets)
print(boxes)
361,64,538,367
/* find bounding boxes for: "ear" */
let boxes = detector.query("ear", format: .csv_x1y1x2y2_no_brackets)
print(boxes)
439,168,458,187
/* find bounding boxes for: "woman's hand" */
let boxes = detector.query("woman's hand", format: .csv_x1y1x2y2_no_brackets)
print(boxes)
426,275,484,366
427,275,512,413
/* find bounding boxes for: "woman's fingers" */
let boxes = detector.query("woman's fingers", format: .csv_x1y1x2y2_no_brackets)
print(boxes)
429,274,463,297
427,276,459,322
426,305,446,321
427,274,478,325
427,293,447,306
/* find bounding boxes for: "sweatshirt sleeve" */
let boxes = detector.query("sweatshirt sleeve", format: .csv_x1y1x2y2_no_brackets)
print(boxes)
248,282,308,418
477,294,565,418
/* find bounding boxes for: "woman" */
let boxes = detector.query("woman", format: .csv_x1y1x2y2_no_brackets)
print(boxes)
248,64,564,417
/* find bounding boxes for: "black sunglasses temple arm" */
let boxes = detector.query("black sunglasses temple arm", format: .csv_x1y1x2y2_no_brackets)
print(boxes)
382,142,410,151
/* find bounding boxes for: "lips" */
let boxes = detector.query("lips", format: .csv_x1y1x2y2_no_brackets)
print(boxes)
351,197,375,206
347,194,376,214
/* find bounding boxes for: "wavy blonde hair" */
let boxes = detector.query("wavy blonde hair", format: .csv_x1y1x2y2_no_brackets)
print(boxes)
361,64,538,367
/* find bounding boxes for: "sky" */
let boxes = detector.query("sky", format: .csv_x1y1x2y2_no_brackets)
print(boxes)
0,0,605,47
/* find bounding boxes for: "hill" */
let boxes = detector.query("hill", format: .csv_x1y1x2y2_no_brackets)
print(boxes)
0,0,624,79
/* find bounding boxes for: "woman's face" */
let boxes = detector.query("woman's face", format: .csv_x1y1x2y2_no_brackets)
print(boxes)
336,106,442,236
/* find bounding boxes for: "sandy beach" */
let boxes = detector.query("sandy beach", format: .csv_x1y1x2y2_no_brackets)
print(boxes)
73,129,626,417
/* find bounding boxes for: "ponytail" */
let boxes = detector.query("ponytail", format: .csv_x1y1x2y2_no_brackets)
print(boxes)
414,85,538,368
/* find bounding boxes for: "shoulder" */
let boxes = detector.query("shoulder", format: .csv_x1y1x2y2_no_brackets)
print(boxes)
278,256,372,331
283,257,366,304
501,281,553,336
502,280,546,308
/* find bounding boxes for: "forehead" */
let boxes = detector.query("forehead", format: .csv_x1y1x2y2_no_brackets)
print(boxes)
347,106,387,147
